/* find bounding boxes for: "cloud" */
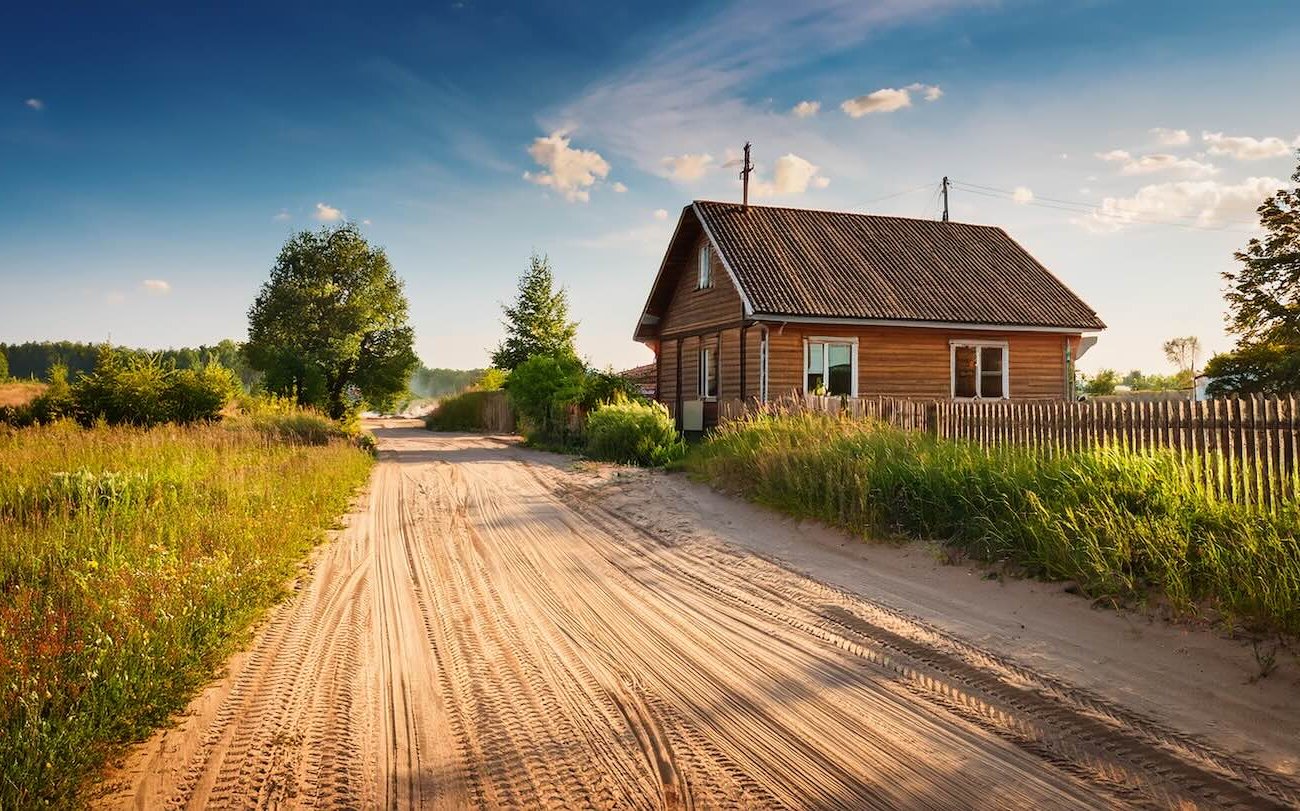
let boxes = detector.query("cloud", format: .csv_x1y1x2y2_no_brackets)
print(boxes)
362,219,372,225
653,208,669,220
142,279,171,294
272,209,291,222
1011,186,1034,204
611,181,628,193
661,153,714,182
839,82,941,117
1202,131,1296,160
1078,176,1281,232
1150,127,1190,146
1096,149,1132,162
752,153,829,196
523,131,611,202
313,202,342,222
841,87,910,117
791,100,821,118
24,98,43,111
1118,153,1218,177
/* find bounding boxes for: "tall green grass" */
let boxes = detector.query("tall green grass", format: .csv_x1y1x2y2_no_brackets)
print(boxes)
0,419,373,806
688,412,1300,634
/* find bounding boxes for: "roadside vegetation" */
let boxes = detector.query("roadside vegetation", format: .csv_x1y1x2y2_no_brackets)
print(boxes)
687,411,1300,635
0,412,372,806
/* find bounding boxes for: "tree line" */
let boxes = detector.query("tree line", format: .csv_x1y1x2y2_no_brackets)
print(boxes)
0,339,259,389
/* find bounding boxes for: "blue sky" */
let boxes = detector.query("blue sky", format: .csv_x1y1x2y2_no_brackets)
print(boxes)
3,1,1298,375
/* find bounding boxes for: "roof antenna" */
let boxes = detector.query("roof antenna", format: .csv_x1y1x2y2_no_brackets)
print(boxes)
941,176,950,222
741,142,753,211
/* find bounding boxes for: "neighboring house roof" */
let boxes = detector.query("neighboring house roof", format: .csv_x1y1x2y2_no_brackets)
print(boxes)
619,362,656,387
635,200,1105,339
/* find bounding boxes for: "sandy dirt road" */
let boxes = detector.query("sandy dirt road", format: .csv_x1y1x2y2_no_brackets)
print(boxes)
101,422,1300,809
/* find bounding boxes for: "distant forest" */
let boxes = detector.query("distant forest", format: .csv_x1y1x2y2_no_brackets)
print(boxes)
409,367,484,398
1,340,480,399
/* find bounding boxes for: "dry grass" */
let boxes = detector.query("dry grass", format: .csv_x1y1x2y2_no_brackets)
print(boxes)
0,381,45,408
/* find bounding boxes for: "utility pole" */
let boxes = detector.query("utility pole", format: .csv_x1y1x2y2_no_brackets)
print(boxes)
741,141,753,210
941,176,950,222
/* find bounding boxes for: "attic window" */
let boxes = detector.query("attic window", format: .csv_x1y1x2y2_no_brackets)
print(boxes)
697,244,713,289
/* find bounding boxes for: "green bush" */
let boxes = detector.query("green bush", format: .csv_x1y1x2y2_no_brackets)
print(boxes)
70,347,238,426
688,411,1300,634
506,354,586,444
425,390,495,431
585,399,683,466
27,364,74,424
475,367,508,391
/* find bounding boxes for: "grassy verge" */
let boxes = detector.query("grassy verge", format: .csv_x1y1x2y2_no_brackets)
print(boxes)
687,412,1300,635
0,418,374,806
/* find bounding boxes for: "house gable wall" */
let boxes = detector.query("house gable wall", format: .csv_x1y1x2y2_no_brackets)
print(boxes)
657,234,745,338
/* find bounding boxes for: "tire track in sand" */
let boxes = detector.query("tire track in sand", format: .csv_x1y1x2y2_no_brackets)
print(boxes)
97,424,1300,809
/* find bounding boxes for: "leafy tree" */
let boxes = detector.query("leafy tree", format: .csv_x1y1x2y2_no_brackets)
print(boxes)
491,253,578,371
1206,153,1300,395
1083,368,1118,396
1162,336,1201,378
475,368,508,391
245,224,418,418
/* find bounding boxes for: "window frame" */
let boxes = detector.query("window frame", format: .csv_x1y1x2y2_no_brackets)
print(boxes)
698,346,718,400
697,244,713,290
949,339,1010,400
802,336,859,397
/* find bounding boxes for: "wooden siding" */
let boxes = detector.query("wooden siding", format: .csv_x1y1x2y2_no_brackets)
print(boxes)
658,234,745,337
764,324,1076,401
660,338,679,417
719,327,742,401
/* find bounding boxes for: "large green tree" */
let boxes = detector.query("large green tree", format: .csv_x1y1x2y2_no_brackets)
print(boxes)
491,252,578,371
1206,153,1300,395
245,223,418,418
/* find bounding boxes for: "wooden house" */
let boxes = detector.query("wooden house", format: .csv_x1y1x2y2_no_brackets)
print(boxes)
633,200,1105,430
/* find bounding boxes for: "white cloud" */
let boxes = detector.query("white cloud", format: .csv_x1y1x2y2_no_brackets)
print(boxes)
611,181,628,193
142,279,171,294
841,87,910,117
1011,186,1034,204
1079,176,1281,232
661,153,714,182
752,153,829,196
907,82,943,101
313,202,342,222
1096,149,1132,162
272,209,291,222
653,208,669,220
1118,153,1218,177
523,131,611,202
791,100,821,118
24,98,43,111
1150,127,1190,146
1202,131,1296,160
362,219,372,225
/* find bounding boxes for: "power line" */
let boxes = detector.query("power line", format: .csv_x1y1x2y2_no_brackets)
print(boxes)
948,179,1260,233
856,183,934,207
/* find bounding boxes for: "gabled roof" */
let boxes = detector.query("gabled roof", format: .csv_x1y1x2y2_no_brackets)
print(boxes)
635,200,1105,340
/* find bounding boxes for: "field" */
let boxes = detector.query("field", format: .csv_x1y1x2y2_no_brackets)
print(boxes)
0,380,46,408
0,417,373,806
686,411,1300,635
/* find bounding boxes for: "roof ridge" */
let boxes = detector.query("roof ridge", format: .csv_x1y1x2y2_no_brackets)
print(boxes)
692,198,1003,230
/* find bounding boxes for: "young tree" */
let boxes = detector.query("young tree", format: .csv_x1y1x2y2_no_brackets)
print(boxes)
1162,336,1201,378
1083,368,1118,396
1206,153,1300,395
491,253,578,371
245,223,418,418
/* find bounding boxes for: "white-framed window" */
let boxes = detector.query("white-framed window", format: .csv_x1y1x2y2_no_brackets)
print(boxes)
950,340,1009,399
803,337,858,397
698,346,718,399
697,244,713,289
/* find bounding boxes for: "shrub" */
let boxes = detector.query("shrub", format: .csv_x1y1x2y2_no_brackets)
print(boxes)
506,354,586,444
688,412,1300,634
425,390,494,431
70,347,238,426
585,399,683,466
475,367,508,391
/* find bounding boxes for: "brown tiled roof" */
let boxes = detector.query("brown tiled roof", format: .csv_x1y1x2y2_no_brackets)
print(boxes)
693,200,1104,330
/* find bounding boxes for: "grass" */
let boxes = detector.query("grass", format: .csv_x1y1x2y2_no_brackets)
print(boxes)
0,380,46,408
687,411,1300,635
0,418,374,806
424,389,495,431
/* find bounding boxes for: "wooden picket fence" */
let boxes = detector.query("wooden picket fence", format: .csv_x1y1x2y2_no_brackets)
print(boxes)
718,393,1300,512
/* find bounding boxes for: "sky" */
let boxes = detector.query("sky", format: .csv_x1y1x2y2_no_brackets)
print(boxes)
2,0,1298,376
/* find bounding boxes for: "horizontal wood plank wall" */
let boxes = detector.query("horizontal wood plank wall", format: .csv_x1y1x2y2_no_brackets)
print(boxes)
660,339,679,416
659,234,744,337
720,327,742,401
761,324,1076,400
